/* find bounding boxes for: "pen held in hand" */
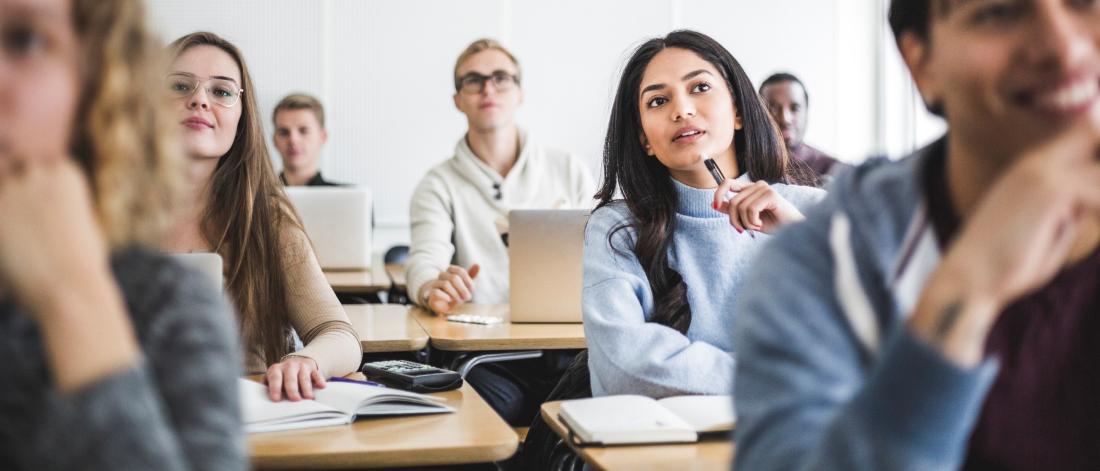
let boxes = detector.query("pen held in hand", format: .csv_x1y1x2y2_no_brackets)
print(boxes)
704,156,725,185
703,156,756,239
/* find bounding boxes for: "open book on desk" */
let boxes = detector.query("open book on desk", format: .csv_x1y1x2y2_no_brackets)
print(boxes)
559,395,734,446
240,378,454,433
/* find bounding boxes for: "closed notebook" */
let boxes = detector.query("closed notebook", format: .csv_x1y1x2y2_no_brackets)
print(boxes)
558,395,734,446
239,378,454,433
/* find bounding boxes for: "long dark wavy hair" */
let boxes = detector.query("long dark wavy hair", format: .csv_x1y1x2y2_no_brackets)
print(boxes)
596,30,791,334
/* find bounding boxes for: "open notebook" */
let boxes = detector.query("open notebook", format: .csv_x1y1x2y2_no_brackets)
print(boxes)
240,378,454,433
558,395,734,446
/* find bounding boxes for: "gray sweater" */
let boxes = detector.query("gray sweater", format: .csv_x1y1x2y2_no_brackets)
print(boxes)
582,176,824,398
0,247,246,470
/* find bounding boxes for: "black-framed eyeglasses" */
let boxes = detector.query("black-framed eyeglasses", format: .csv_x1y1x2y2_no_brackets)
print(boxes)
455,71,519,94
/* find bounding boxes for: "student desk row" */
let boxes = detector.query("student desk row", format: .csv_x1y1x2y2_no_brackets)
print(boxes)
412,304,586,350
275,304,729,469
251,304,580,469
343,304,586,354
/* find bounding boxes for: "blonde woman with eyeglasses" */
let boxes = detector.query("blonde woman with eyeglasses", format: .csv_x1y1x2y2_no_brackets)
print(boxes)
164,32,361,402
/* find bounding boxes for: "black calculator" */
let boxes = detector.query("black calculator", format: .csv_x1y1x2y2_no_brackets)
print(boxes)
361,360,463,392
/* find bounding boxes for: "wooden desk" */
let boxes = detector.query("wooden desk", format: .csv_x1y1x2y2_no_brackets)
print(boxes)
344,305,428,353
249,376,518,469
324,265,391,295
540,401,734,471
412,304,586,351
384,263,407,291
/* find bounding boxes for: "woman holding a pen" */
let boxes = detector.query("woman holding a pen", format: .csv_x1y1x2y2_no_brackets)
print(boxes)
581,30,825,398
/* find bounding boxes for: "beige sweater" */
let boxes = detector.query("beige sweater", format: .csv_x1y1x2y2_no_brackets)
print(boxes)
243,225,362,376
407,129,595,306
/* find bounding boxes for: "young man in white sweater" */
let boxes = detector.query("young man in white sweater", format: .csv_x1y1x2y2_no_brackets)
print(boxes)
406,39,594,425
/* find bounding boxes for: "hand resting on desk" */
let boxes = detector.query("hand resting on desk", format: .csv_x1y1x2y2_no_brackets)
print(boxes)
265,355,326,401
420,263,480,314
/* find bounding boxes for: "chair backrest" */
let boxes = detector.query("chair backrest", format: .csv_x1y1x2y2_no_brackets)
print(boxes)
384,244,409,265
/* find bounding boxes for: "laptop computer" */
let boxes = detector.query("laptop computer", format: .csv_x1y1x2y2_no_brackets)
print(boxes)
285,187,372,270
170,252,224,289
508,209,589,323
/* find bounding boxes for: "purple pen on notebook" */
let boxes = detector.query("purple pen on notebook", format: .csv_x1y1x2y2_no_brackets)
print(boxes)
703,156,756,239
328,377,385,387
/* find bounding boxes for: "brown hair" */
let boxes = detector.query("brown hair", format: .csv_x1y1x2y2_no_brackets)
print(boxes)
273,93,326,128
889,0,933,44
453,38,522,91
169,31,300,365
71,0,183,248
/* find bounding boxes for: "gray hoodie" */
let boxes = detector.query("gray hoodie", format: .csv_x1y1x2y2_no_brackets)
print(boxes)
732,137,999,470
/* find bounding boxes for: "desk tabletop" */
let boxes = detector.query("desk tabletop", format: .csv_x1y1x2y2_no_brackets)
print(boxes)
412,304,586,351
343,304,428,353
324,265,391,294
249,375,518,469
384,263,406,290
540,401,734,471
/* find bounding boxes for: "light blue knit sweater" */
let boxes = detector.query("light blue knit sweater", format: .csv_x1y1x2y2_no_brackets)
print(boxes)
583,175,824,398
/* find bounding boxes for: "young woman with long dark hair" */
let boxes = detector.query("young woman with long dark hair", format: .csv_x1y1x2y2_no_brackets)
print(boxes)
583,30,824,397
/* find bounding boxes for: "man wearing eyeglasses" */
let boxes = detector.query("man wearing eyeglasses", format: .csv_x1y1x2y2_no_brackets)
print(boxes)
406,38,594,426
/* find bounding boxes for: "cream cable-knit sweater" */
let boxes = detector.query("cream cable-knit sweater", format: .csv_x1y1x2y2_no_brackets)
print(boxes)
406,129,596,306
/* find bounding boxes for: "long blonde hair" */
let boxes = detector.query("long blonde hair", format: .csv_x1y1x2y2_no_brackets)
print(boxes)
72,0,183,247
168,32,299,365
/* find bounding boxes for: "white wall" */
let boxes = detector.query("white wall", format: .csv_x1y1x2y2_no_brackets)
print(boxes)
147,0,884,252
879,0,947,158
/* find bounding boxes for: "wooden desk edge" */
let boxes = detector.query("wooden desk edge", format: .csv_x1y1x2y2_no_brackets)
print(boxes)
411,308,587,351
324,269,391,294
329,286,389,295
360,337,429,353
251,440,518,469
429,337,587,351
